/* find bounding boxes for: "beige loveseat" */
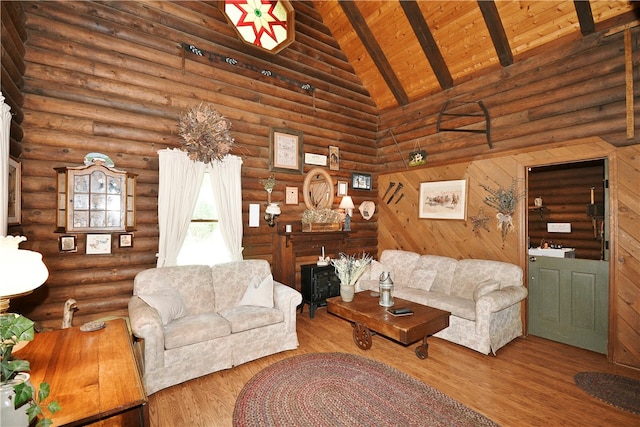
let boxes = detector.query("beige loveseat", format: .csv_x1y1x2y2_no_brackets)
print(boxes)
356,250,527,355
128,260,302,394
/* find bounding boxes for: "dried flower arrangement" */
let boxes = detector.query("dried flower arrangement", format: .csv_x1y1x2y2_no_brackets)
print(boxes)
331,252,373,287
178,103,234,163
479,178,525,241
301,208,345,224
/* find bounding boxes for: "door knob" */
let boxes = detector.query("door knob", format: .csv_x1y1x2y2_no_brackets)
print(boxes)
529,256,537,262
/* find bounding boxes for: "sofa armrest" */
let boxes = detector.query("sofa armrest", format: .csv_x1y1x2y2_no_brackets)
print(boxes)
128,296,165,373
474,286,528,334
273,281,303,333
478,286,528,312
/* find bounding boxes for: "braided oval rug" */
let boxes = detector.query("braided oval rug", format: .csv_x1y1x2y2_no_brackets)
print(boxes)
233,352,498,427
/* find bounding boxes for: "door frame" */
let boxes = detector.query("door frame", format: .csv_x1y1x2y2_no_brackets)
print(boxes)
516,143,617,361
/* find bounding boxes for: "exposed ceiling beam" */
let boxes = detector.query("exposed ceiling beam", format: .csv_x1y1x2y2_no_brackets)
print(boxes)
338,0,409,106
574,1,596,35
400,1,453,90
477,0,513,67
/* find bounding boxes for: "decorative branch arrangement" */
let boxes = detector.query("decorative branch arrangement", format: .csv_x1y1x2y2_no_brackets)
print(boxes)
178,103,234,163
479,178,525,241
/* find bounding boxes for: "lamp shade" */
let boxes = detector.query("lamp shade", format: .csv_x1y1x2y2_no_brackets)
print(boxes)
0,236,49,299
265,203,281,215
339,196,355,216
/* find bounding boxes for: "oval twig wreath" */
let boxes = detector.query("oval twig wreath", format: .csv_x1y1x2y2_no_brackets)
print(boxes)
178,103,234,163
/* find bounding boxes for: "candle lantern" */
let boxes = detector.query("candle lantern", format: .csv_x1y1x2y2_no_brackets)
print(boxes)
378,271,394,307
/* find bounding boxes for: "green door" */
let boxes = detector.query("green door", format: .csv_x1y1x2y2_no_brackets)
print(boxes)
528,256,608,354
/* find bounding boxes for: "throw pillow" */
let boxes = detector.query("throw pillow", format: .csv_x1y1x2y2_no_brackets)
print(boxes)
239,274,274,308
473,280,501,301
139,289,187,325
369,260,393,281
407,268,438,292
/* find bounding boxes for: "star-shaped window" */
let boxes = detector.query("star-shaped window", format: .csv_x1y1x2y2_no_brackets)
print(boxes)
221,0,295,54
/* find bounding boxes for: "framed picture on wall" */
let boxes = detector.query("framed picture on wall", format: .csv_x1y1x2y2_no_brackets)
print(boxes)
86,234,112,255
351,173,371,190
8,157,21,225
419,179,467,220
269,128,303,174
329,146,339,171
119,233,134,248
59,235,77,253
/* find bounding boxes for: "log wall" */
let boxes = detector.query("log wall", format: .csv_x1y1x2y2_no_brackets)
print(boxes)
2,1,378,329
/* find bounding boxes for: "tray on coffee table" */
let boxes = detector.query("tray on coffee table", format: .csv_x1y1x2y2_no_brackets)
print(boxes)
327,292,450,359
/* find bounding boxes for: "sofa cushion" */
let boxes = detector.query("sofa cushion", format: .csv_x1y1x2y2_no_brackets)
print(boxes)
219,306,284,333
138,290,187,325
134,264,215,316
164,312,231,349
380,250,420,285
394,288,475,321
239,274,274,308
451,259,523,299
473,280,501,301
407,268,438,292
416,255,458,294
212,260,272,311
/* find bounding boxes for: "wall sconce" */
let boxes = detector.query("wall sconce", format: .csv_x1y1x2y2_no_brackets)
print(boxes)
264,203,281,227
339,196,355,231
261,175,281,227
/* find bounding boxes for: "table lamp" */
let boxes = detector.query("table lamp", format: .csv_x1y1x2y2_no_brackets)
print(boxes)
0,236,49,313
339,196,355,231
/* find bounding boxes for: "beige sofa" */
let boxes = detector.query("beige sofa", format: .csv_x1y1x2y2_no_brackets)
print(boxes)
128,260,302,394
356,250,527,355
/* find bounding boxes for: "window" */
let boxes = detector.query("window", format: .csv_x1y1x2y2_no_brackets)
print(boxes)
177,173,231,266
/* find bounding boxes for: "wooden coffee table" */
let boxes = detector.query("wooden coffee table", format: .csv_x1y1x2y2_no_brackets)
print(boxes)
327,292,450,359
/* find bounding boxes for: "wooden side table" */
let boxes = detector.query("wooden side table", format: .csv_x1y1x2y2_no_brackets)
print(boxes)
14,318,148,426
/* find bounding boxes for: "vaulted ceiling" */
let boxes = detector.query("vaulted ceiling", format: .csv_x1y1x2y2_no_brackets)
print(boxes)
312,1,640,111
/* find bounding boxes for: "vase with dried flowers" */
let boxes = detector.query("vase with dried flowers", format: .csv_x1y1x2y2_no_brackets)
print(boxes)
178,103,234,164
479,178,525,241
331,252,373,302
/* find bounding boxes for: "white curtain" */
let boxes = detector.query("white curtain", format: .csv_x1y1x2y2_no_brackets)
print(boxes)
156,149,205,267
0,92,12,236
208,155,244,261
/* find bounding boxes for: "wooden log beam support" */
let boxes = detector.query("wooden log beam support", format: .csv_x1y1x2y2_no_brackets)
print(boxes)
573,1,595,36
477,0,513,67
338,0,409,106
399,1,453,90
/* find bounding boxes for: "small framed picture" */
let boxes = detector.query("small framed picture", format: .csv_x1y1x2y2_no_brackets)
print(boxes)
86,234,112,255
337,180,348,196
269,128,303,174
351,173,372,191
59,235,77,253
8,157,21,225
329,146,339,171
119,233,134,248
285,186,299,205
419,179,467,220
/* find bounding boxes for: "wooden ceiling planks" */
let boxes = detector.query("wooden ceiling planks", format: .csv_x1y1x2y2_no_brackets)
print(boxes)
312,0,638,111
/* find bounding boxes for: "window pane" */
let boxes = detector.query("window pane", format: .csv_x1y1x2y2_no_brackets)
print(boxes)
177,223,231,266
192,176,218,220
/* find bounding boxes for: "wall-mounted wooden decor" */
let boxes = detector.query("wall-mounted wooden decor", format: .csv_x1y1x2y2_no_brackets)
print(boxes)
8,157,21,225
269,128,303,174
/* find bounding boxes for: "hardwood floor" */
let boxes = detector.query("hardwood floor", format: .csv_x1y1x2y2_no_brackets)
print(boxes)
148,307,640,426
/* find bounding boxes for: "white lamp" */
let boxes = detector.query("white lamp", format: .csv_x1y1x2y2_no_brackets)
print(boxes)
0,236,49,313
264,203,281,227
339,196,355,231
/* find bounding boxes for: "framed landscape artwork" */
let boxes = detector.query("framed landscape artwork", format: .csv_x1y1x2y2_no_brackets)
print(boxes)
269,128,303,174
419,179,467,220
